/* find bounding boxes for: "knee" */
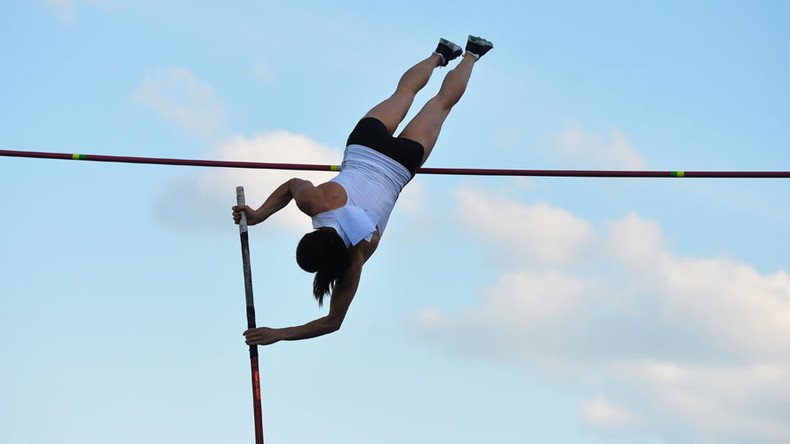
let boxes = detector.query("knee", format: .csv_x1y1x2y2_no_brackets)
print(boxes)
433,92,457,111
392,86,417,103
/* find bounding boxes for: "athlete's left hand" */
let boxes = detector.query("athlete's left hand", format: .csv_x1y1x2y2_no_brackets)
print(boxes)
244,327,282,346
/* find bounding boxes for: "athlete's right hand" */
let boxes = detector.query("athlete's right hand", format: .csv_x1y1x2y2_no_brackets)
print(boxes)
232,205,265,226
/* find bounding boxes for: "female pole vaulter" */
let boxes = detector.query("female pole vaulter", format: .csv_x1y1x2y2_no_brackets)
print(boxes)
232,36,493,346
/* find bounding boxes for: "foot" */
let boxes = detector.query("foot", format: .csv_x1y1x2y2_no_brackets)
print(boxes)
465,35,493,59
434,38,463,67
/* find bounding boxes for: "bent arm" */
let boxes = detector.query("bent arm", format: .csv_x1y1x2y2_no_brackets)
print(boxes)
244,262,362,345
235,178,314,225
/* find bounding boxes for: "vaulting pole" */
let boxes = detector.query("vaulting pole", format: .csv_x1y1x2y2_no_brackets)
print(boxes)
236,186,264,444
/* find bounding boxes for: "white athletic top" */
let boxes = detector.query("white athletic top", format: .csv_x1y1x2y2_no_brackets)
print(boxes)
311,144,412,246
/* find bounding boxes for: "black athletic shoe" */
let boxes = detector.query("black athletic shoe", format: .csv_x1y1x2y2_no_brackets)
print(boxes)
465,35,493,59
434,38,463,67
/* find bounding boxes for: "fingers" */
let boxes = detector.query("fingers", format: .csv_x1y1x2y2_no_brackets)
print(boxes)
243,329,257,345
243,327,278,346
243,327,262,345
231,205,249,224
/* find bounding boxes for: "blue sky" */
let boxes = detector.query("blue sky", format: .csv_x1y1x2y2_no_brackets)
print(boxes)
2,1,790,443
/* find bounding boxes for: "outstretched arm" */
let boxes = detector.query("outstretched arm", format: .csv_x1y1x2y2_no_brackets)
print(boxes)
244,261,362,345
232,178,315,226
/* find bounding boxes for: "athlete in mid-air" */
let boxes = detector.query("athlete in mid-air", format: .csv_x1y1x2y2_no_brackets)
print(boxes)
233,35,493,346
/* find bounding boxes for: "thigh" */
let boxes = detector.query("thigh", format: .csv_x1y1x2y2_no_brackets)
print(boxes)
363,92,415,136
398,97,451,165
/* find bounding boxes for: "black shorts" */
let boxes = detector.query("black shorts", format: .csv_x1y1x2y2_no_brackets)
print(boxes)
346,117,425,175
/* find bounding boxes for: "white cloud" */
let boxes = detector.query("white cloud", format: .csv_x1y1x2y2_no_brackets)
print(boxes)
455,186,595,266
609,360,790,443
606,214,790,361
412,186,790,443
151,131,431,236
605,212,667,268
550,124,647,169
133,68,224,137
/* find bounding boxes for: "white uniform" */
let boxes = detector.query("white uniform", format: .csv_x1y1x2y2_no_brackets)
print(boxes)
311,144,412,246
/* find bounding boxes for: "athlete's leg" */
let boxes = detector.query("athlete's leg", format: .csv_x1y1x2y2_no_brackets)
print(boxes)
362,54,441,135
363,40,462,135
399,54,476,164
399,36,493,165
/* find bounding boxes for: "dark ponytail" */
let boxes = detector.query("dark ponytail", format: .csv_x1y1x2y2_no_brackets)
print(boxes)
296,228,352,306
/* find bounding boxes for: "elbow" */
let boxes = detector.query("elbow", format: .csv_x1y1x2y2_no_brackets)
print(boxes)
325,317,343,333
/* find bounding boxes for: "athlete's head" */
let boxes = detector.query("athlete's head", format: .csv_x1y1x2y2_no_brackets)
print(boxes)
296,228,351,306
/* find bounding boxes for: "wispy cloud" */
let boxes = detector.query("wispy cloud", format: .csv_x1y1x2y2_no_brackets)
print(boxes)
43,0,77,23
133,68,224,137
413,186,790,443
251,61,276,85
580,396,642,429
43,0,107,24
550,124,647,169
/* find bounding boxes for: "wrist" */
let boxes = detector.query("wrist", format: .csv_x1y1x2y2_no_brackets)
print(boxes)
249,208,267,224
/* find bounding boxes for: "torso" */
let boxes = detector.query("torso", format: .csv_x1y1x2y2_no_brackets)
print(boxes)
310,181,381,263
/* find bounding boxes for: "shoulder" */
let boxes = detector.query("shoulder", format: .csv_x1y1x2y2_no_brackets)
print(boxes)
289,180,336,216
287,180,316,215
297,182,347,216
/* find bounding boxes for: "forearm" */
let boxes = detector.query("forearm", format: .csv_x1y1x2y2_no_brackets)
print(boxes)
253,179,297,221
275,262,360,342
244,264,360,347
277,316,340,341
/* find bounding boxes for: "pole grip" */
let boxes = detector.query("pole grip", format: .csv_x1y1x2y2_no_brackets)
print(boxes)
236,186,248,233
